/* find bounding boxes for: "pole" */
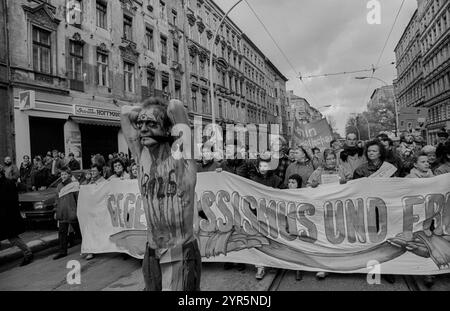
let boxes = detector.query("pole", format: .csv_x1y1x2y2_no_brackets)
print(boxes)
209,0,244,125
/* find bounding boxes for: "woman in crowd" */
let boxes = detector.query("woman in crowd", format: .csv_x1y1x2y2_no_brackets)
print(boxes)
108,158,130,180
130,162,139,179
420,145,439,174
435,142,450,175
353,140,398,179
284,146,319,188
250,157,282,280
353,140,397,284
286,174,305,281
80,171,92,185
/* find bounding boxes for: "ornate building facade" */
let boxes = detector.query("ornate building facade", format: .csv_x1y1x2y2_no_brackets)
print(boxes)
394,0,450,143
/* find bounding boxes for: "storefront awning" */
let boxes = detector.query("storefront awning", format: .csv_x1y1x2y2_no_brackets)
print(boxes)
70,116,121,127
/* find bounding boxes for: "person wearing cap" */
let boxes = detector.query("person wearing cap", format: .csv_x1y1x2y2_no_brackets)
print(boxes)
67,153,81,171
435,129,449,147
421,145,439,173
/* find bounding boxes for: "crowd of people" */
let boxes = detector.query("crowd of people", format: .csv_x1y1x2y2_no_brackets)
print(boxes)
195,129,450,286
1,128,449,286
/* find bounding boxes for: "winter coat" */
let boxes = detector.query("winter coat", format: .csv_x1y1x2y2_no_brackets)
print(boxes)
196,160,221,172
108,172,130,180
55,179,79,223
353,161,398,179
0,176,25,240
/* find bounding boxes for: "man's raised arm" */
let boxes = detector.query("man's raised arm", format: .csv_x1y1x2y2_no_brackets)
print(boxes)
120,105,143,160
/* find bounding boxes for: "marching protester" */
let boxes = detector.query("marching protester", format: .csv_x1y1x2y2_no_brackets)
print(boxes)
18,155,33,192
339,133,366,180
250,157,282,281
286,174,304,281
283,146,319,188
31,156,51,191
53,167,81,260
3,156,19,183
80,171,92,185
307,148,346,280
44,151,53,170
0,165,34,266
108,158,130,180
67,152,81,171
421,145,439,173
330,139,342,154
270,136,291,184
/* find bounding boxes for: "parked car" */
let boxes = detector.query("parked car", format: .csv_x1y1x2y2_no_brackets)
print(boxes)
18,170,88,223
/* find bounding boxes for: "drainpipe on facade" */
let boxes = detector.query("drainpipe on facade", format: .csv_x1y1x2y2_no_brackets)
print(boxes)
4,0,15,160
181,0,191,125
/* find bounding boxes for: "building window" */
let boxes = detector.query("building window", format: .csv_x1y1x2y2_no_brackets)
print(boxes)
173,42,179,63
161,36,167,64
162,77,169,95
146,27,154,51
69,41,83,81
159,1,166,20
96,1,107,29
32,27,51,74
97,51,109,87
124,61,135,92
199,59,205,76
123,15,133,41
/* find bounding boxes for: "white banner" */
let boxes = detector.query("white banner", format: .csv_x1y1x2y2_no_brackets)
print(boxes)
77,173,450,275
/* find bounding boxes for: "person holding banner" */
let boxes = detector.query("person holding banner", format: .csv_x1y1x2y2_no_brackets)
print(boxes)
339,133,366,180
53,167,81,260
121,98,200,291
108,158,130,180
307,149,347,188
435,142,450,175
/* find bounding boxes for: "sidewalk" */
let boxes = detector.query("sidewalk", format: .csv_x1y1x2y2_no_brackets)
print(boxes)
0,231,58,265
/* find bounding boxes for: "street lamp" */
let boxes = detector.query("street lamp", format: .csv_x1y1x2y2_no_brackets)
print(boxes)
354,76,399,137
209,0,244,125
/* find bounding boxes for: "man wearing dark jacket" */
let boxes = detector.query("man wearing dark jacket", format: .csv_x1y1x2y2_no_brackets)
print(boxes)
0,165,33,266
31,157,51,191
67,153,81,171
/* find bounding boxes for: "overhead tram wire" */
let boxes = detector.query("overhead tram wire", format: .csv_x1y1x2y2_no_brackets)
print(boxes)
243,0,321,107
299,62,395,80
360,0,406,107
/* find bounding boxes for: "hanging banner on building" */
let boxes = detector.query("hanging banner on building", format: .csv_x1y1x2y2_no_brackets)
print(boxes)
291,118,333,150
77,172,450,275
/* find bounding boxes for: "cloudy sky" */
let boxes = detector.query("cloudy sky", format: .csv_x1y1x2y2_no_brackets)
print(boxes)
215,0,417,135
